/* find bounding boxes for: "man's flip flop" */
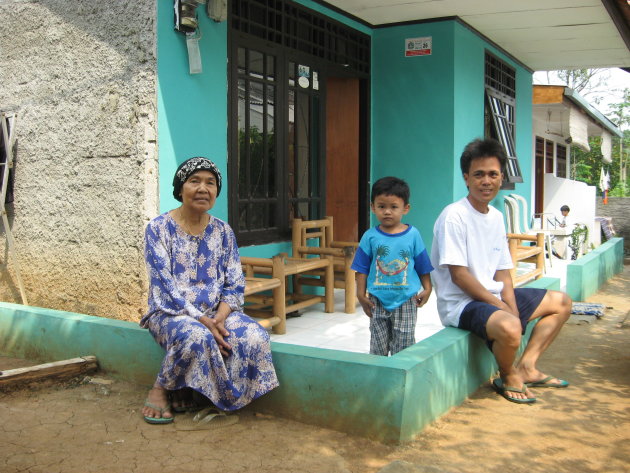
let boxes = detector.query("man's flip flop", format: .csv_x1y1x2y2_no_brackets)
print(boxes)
143,401,174,424
492,378,536,404
526,375,569,388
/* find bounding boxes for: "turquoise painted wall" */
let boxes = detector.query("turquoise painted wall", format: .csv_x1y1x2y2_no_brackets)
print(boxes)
371,20,533,249
452,23,534,212
157,1,229,221
371,22,456,248
157,5,534,254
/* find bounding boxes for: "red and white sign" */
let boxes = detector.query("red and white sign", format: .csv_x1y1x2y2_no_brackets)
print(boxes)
405,37,432,57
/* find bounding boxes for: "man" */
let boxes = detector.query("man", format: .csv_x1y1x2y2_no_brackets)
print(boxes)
431,138,572,403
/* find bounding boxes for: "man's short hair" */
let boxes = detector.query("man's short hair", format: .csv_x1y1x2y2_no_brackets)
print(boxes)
560,205,570,212
371,176,410,205
460,138,508,175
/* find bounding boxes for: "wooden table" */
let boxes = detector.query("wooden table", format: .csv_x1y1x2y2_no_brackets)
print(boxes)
241,254,334,334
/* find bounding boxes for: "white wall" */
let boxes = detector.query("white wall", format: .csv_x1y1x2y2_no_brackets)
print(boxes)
543,174,600,247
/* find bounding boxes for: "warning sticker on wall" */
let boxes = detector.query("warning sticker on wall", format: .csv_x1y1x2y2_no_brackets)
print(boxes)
405,37,432,57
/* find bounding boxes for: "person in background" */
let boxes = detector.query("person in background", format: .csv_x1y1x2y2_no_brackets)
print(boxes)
558,205,571,228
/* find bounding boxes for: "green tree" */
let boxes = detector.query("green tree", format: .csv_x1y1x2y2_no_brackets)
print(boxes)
570,86,629,196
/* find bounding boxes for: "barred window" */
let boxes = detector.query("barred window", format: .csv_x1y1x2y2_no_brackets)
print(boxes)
484,52,522,184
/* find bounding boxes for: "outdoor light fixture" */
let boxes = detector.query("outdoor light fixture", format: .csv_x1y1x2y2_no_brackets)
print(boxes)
207,0,227,22
174,0,203,33
174,0,205,74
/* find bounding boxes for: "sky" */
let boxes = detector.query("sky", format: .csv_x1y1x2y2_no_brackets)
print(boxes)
533,68,629,126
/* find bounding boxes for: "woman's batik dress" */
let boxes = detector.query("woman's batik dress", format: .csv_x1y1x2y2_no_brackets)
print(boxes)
140,213,278,411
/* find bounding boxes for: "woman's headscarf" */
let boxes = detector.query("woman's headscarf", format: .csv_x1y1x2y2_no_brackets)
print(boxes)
172,157,223,201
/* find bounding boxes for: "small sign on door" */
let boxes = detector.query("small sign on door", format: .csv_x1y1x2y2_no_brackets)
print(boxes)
405,37,432,57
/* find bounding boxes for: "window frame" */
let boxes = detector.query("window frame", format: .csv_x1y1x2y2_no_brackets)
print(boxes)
228,0,370,246
484,52,523,185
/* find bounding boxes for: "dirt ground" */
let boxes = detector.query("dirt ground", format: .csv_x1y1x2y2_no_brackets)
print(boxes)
1,266,629,473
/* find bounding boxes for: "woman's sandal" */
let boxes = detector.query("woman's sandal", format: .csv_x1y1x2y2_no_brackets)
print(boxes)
143,400,174,424
175,407,239,431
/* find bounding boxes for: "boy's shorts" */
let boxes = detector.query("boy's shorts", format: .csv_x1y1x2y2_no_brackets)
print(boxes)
457,288,547,347
369,295,417,356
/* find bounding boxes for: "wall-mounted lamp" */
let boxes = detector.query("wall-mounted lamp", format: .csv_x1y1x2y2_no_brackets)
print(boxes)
174,0,205,74
207,0,227,22
174,0,203,33
565,136,573,144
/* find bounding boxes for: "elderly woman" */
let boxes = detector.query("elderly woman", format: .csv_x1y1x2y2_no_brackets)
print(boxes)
140,157,278,424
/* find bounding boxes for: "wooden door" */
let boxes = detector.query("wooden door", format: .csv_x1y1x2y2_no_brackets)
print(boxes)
326,77,359,241
534,136,545,214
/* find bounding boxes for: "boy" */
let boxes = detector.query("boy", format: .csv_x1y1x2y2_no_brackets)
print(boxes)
558,205,571,228
351,177,434,356
431,138,571,403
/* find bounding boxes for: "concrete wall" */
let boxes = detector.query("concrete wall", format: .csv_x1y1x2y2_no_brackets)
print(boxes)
566,237,624,301
0,1,158,320
596,198,630,254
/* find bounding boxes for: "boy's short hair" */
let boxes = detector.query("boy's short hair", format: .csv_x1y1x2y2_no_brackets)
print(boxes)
560,205,570,212
371,176,410,205
460,138,508,174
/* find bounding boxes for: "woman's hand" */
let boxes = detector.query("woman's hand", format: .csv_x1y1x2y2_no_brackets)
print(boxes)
199,315,232,357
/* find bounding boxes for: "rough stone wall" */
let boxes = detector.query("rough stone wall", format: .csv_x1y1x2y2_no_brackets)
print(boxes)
0,0,158,320
596,197,630,254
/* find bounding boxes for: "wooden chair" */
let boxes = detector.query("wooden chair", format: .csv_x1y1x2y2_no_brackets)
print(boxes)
243,255,285,334
292,216,358,313
507,232,544,287
241,254,334,331
504,195,553,270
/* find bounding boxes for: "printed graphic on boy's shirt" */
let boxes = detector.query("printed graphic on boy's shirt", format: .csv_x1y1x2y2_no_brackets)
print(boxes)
374,245,410,287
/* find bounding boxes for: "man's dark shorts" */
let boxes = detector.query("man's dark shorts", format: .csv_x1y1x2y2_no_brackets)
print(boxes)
458,288,547,348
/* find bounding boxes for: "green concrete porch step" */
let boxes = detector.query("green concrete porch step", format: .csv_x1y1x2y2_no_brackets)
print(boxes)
0,238,622,443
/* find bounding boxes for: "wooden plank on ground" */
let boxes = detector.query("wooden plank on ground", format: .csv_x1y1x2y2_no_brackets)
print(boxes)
0,356,98,388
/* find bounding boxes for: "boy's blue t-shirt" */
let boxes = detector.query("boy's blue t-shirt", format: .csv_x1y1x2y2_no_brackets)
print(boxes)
351,225,433,311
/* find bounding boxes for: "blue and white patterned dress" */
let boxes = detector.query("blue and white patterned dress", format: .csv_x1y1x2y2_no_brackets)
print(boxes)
140,212,279,411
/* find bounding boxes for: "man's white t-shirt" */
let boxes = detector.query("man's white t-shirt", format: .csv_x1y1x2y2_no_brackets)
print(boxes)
431,197,513,327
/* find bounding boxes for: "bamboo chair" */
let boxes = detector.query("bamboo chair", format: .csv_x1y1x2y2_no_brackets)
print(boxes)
291,216,358,313
507,232,545,286
243,255,286,334
241,253,334,331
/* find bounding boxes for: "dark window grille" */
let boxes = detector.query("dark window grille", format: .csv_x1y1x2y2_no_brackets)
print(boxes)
545,140,554,173
485,52,516,98
484,51,522,184
231,0,370,75
229,0,368,245
556,144,567,178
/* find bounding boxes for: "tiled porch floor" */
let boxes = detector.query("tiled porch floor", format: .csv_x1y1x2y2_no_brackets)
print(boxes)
269,256,570,353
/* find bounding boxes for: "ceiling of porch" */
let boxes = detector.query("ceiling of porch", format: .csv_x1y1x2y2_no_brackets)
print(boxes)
321,0,630,71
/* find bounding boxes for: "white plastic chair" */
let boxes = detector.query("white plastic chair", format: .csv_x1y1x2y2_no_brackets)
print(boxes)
507,194,554,269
